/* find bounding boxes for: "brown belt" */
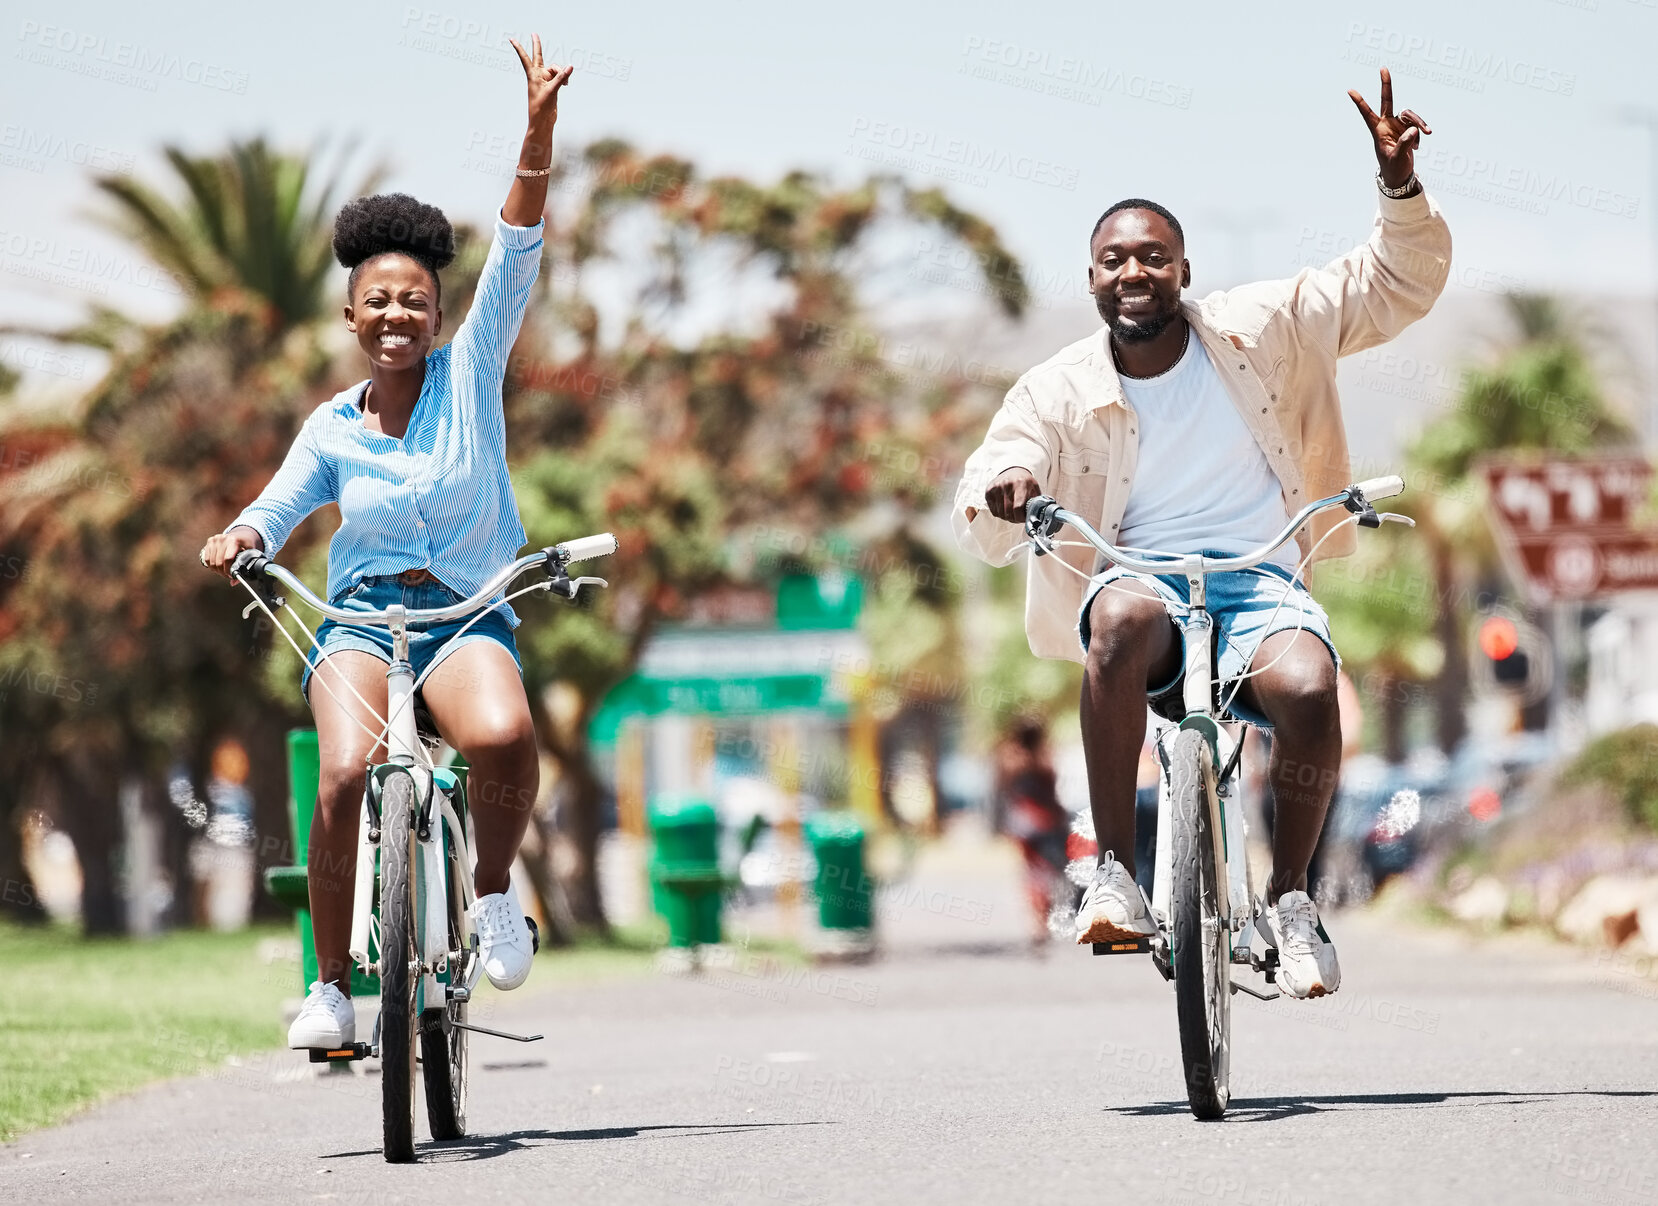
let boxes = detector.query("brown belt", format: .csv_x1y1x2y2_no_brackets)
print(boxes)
394,568,444,587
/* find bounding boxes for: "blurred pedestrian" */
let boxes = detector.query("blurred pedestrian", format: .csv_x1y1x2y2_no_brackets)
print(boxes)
992,718,1069,945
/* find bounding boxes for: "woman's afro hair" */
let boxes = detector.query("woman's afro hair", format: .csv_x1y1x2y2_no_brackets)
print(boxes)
332,192,456,298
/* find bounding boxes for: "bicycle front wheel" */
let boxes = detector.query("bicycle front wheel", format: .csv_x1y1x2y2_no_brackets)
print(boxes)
422,824,468,1140
1169,727,1231,1120
378,770,419,1163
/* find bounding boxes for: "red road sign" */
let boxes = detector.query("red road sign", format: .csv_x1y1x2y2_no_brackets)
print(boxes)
1481,455,1658,601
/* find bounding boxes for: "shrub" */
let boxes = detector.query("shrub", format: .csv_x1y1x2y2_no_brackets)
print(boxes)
1557,725,1658,834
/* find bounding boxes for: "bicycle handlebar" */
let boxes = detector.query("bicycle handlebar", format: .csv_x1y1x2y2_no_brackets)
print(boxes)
231,533,617,625
1352,474,1403,502
555,533,619,564
1023,478,1405,575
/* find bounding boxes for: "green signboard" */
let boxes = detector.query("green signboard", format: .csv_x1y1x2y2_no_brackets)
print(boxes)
591,671,844,744
588,573,863,745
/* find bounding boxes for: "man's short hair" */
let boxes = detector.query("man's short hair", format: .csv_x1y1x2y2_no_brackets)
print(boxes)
1091,198,1185,251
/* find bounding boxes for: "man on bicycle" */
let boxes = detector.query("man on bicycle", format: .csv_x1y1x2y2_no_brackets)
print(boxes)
954,69,1450,999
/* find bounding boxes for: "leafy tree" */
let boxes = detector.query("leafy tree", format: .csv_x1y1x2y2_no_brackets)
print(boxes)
1,135,1023,938
0,141,374,933
500,142,1025,928
1404,293,1636,751
1313,524,1443,761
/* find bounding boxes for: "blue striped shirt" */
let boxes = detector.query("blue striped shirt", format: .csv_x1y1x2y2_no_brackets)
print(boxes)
230,213,543,625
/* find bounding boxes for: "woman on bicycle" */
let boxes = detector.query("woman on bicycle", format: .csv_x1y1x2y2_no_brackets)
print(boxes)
200,36,572,1048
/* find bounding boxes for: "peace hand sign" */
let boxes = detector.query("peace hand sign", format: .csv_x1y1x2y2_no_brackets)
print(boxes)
509,33,574,128
1348,67,1431,191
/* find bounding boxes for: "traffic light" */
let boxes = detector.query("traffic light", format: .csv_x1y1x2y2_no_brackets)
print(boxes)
1477,616,1529,687
1470,612,1552,704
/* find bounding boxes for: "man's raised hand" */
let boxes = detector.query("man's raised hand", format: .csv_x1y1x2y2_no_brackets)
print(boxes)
1348,67,1431,191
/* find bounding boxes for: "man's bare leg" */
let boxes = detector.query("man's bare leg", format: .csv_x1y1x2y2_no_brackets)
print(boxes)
1234,630,1342,904
1079,580,1181,877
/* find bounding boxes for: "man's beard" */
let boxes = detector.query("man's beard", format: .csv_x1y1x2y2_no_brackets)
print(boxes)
1095,291,1180,343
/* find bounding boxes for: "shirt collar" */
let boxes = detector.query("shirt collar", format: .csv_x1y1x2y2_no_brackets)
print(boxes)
332,380,371,418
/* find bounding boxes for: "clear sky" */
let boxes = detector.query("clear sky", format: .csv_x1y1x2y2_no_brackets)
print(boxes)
4,0,1656,416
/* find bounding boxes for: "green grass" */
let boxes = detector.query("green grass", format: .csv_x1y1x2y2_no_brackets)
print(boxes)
0,917,801,1143
0,923,291,1143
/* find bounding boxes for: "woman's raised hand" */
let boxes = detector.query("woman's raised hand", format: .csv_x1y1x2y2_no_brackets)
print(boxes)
509,34,573,129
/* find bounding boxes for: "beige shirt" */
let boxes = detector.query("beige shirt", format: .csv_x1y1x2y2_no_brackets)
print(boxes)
953,186,1452,665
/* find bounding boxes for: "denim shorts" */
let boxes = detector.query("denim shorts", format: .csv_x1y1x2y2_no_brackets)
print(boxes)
300,574,522,703
1077,554,1338,729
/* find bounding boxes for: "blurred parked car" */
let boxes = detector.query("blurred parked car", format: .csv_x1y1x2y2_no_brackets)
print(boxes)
1322,735,1557,902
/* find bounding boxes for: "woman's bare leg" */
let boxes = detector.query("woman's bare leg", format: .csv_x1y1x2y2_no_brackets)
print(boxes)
420,643,539,897
306,651,390,995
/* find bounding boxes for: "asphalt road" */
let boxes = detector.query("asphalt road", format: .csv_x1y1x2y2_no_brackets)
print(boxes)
5,845,1657,1205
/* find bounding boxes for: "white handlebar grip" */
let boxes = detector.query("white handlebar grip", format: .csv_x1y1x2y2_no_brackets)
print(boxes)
559,533,619,563
1354,475,1404,501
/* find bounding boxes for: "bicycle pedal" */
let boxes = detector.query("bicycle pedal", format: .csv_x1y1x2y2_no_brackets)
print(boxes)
307,1043,373,1063
1092,937,1152,956
1251,946,1279,984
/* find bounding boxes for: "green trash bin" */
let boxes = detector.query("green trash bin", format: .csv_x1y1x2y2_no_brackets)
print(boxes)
805,811,873,932
647,795,723,948
262,728,378,998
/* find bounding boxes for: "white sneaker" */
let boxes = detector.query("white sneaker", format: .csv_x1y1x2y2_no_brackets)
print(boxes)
1256,890,1341,999
1074,854,1157,944
288,980,355,1049
470,884,535,990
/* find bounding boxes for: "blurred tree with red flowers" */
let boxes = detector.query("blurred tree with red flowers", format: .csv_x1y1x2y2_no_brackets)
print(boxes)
0,135,1024,937
501,140,1026,930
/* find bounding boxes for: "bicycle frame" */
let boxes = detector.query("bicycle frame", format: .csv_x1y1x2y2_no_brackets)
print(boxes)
1137,558,1253,935
233,539,615,1010
341,611,477,1012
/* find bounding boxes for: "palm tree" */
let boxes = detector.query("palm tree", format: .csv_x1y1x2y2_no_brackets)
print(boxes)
1315,525,1444,761
1407,292,1636,752
94,139,376,337
0,140,375,932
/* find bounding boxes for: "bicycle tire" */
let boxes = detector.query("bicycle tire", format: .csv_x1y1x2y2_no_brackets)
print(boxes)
1169,727,1231,1120
422,828,468,1140
379,770,419,1163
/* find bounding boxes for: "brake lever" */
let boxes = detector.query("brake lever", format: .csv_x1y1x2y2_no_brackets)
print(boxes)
1339,487,1385,529
1379,512,1415,528
1023,495,1062,557
229,550,285,613
544,561,610,601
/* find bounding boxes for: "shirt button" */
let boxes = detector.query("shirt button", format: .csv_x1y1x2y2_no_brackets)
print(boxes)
1270,393,1277,401
416,519,426,528
1237,364,1246,371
